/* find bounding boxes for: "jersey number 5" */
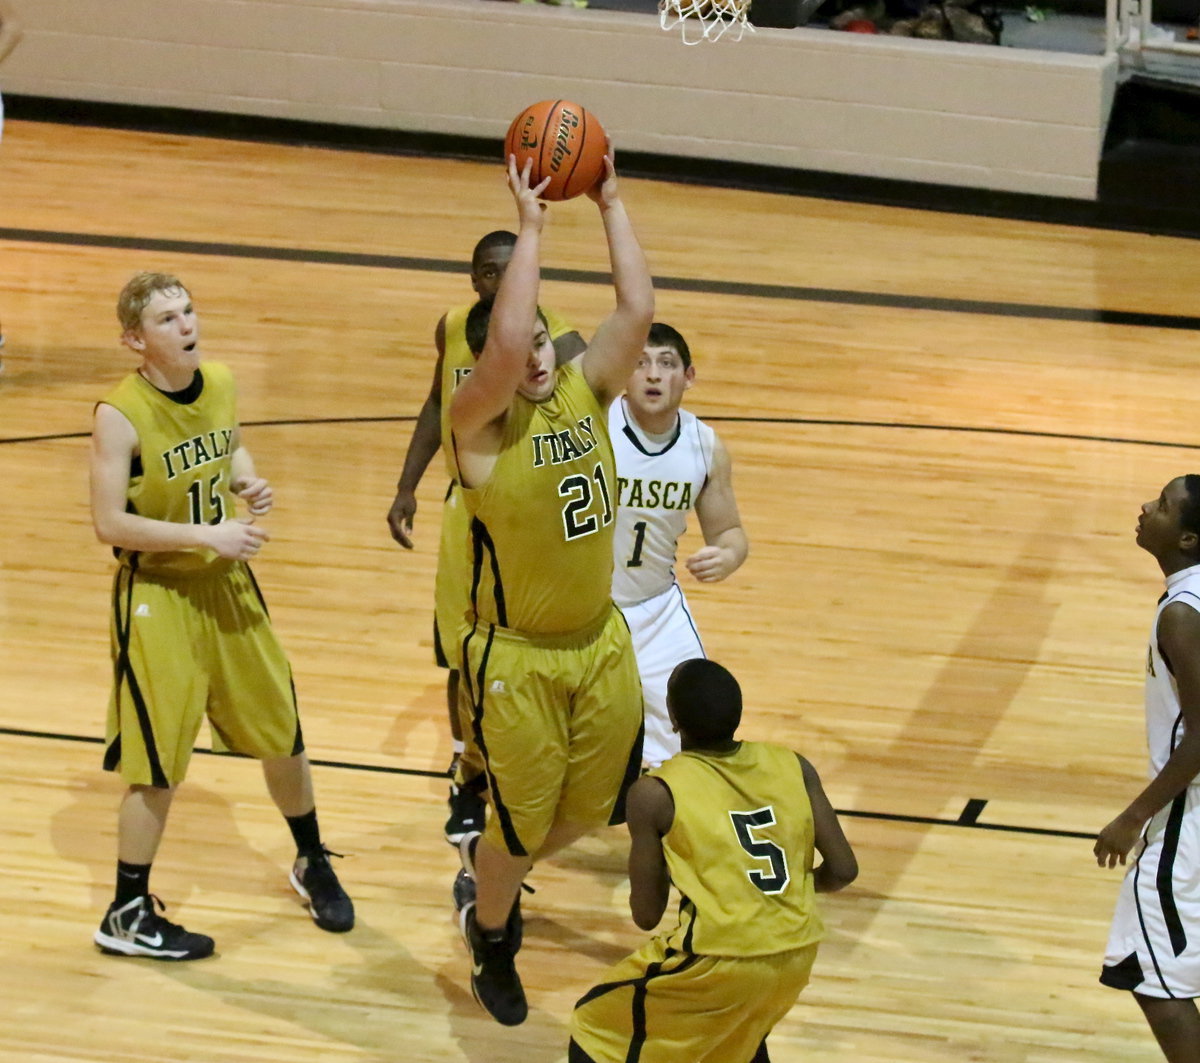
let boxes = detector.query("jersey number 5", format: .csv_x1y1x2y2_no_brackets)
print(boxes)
729,806,791,895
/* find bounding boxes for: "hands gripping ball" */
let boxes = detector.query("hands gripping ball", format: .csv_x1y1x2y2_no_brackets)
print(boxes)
504,100,607,201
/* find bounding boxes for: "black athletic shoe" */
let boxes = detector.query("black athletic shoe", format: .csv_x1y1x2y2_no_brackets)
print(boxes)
94,894,215,961
460,903,527,1026
445,782,487,846
452,868,476,913
456,831,525,952
290,847,355,933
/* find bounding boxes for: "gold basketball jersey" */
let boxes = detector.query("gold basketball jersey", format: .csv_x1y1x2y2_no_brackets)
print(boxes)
439,302,578,478
650,742,826,957
99,363,239,576
460,362,616,635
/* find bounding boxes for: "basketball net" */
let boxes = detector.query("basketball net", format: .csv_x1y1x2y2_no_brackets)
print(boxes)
659,0,755,44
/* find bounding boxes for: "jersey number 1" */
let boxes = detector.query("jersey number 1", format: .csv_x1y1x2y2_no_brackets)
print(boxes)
729,806,791,895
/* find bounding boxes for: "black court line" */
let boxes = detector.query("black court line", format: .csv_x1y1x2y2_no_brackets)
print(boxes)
6,413,1200,454
0,723,1094,841
4,225,1200,332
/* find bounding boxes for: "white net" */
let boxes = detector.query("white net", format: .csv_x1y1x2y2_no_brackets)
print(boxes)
659,0,755,44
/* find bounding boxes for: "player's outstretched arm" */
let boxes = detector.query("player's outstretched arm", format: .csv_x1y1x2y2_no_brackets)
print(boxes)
799,755,858,893
90,403,267,561
451,157,549,443
581,145,655,408
626,775,674,930
387,324,447,548
687,433,749,583
1095,602,1200,868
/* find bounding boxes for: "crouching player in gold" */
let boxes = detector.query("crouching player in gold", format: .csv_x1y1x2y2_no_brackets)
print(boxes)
569,658,858,1062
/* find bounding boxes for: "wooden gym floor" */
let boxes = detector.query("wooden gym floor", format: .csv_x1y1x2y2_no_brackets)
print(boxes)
2,117,1200,1062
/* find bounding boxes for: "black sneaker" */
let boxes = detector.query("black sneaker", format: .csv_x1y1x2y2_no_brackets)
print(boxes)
452,868,476,913
460,903,527,1026
290,847,354,933
456,831,525,952
94,895,214,961
445,782,487,846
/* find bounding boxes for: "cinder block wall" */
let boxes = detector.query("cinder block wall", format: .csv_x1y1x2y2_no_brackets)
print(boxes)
0,0,1118,199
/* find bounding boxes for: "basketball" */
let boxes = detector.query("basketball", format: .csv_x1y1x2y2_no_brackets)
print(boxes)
504,100,607,202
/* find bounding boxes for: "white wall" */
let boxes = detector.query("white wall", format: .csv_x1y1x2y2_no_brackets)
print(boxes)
0,0,1118,199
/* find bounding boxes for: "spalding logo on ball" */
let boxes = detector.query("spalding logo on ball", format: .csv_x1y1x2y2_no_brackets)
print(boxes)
504,100,607,201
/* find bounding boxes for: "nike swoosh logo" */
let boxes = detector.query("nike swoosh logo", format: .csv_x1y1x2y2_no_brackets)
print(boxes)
522,137,539,149
138,933,164,947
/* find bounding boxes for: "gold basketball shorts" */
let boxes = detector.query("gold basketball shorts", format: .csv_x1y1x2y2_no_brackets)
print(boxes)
460,604,643,856
570,937,818,1063
103,561,302,787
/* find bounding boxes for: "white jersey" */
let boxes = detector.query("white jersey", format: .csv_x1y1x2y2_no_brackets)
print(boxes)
1102,564,1200,998
609,398,715,608
1146,563,1200,788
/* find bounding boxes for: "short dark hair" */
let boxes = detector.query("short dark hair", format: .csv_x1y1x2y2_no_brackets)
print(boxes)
471,230,517,272
1182,475,1200,540
464,299,549,357
466,300,492,356
667,658,742,744
647,322,692,369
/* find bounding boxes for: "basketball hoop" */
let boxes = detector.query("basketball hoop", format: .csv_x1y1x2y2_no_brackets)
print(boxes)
659,0,755,44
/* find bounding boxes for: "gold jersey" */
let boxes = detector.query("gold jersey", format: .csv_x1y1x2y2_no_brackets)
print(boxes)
650,741,826,958
460,362,616,635
438,302,577,479
99,363,239,577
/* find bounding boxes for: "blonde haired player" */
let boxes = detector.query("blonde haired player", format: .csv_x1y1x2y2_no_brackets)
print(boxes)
610,321,748,768
89,272,353,959
569,658,858,1063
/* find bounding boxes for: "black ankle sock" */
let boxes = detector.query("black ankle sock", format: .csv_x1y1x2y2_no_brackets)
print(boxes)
285,808,322,858
115,860,151,907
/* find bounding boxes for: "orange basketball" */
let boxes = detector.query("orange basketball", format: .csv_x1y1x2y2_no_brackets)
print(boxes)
504,100,607,202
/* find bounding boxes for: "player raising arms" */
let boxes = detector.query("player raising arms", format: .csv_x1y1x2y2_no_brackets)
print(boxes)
386,230,584,845
611,321,748,768
89,273,353,961
449,150,652,1025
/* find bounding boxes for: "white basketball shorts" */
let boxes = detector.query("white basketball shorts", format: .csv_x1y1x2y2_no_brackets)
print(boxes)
1102,786,1200,999
618,583,705,769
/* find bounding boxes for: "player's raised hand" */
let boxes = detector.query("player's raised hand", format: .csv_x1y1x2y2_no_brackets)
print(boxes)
233,475,273,516
586,138,618,207
208,517,269,561
507,155,550,228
